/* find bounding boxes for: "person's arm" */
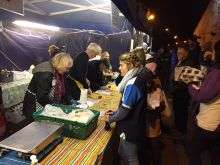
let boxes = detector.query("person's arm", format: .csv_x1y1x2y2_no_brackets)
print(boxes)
98,70,106,87
107,83,141,123
90,82,101,92
115,75,123,86
108,106,130,123
35,72,53,106
103,71,113,77
79,63,89,88
188,69,220,102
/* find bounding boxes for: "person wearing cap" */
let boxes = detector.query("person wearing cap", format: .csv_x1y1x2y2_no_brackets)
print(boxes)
66,43,102,100
142,42,150,54
140,57,171,165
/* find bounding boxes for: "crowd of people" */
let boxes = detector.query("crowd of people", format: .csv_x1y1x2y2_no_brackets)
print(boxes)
21,37,220,164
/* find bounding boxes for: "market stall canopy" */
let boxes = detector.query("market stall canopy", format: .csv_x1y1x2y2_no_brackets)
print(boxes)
0,0,129,33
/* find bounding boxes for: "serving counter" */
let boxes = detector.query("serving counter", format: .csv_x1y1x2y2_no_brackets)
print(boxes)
0,83,121,164
40,83,121,165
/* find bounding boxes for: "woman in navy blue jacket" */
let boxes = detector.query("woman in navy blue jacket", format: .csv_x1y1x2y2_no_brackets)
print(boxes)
105,52,153,164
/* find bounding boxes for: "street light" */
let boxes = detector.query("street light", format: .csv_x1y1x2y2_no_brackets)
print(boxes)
147,14,155,21
145,9,155,51
174,35,178,39
147,9,155,21
165,28,169,32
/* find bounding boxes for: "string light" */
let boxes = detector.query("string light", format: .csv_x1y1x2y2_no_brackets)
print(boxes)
13,20,60,31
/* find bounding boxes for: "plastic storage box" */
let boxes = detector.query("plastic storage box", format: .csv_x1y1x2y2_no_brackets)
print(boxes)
0,71,13,83
33,105,100,140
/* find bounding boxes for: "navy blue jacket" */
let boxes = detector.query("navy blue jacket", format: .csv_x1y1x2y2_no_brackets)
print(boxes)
116,68,153,142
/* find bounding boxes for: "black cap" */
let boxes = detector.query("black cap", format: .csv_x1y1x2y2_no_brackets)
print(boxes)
146,57,158,65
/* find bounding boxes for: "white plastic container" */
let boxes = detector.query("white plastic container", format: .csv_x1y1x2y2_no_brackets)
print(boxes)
79,89,88,104
12,71,33,81
12,71,26,81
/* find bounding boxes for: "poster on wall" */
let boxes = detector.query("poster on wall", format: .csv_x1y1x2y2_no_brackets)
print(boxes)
0,0,24,15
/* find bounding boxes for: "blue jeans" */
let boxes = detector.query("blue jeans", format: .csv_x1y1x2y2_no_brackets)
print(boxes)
118,138,139,165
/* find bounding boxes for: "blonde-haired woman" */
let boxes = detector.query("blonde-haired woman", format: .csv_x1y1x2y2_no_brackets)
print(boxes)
105,52,154,164
116,52,144,94
23,52,73,121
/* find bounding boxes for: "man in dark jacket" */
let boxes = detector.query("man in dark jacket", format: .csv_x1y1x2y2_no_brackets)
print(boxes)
66,43,102,100
87,60,105,92
170,44,195,135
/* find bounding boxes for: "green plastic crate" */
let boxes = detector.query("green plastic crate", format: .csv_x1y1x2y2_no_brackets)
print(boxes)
33,104,100,140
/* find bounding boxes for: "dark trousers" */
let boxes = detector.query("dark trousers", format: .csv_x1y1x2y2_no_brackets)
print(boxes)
173,94,190,134
189,126,220,165
139,137,163,165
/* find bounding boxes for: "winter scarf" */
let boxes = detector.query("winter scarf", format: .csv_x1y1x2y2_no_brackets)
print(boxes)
53,70,65,103
117,67,143,94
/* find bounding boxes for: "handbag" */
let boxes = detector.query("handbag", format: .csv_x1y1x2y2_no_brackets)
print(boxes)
174,66,206,84
161,91,172,117
147,88,161,109
160,91,174,128
148,78,173,127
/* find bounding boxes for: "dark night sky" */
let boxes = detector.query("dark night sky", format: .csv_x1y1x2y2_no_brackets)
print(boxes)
147,0,210,49
113,0,210,50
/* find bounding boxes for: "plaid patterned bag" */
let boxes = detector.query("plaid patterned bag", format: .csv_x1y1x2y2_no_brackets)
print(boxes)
174,66,206,84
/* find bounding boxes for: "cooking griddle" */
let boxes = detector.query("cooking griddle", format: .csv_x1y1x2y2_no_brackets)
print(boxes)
0,121,63,155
